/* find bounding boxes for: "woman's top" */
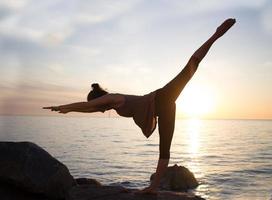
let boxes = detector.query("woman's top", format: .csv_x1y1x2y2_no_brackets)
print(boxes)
114,91,157,138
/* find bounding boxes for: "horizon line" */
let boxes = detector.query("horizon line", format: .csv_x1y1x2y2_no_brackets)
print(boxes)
1,114,271,121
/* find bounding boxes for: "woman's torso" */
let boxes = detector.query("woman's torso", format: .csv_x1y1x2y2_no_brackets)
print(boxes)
110,92,157,138
114,94,145,117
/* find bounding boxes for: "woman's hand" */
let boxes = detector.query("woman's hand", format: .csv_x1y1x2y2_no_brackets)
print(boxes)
43,106,60,111
43,106,70,114
58,108,71,114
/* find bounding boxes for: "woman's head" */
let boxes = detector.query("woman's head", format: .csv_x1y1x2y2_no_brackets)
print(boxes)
87,83,108,101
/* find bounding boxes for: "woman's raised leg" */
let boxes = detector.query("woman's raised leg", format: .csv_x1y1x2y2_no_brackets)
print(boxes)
156,18,236,105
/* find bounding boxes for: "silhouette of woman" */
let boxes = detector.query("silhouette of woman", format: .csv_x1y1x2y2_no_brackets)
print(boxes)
44,18,236,194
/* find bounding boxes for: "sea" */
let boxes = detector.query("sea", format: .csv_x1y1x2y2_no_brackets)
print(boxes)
0,116,271,200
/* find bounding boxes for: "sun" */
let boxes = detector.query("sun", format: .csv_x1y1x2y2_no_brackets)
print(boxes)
177,84,216,118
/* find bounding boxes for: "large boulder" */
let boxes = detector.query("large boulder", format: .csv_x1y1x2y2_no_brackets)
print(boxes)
0,142,76,199
150,164,198,191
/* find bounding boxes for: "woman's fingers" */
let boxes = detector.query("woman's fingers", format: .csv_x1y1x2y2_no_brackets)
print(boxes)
43,106,60,111
43,107,53,109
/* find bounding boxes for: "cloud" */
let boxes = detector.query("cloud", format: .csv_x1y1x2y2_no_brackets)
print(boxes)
0,0,141,45
0,1,75,44
0,6,12,20
0,0,29,10
0,0,269,38
74,0,141,25
0,33,47,58
0,80,86,115
264,61,272,67
170,0,267,15
0,0,144,87
0,80,82,99
0,31,104,87
260,2,272,34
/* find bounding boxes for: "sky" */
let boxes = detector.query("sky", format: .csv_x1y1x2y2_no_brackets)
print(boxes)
0,0,271,119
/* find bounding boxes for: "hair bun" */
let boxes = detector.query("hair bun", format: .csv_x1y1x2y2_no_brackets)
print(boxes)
91,83,99,90
87,83,108,101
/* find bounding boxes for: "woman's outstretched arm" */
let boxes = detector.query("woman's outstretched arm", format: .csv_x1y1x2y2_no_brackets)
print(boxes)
43,94,114,113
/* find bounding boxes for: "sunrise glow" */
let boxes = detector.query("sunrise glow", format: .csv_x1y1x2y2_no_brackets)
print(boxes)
177,85,216,118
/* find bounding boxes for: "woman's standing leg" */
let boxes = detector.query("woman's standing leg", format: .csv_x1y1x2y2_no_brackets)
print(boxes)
150,103,176,190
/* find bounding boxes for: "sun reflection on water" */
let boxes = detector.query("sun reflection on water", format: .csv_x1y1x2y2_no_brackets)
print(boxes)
182,118,204,182
186,118,201,155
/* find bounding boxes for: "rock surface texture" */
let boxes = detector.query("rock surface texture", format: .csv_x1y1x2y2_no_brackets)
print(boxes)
0,141,75,199
150,164,199,191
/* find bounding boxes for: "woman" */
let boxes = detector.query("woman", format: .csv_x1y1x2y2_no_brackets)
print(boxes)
44,18,236,194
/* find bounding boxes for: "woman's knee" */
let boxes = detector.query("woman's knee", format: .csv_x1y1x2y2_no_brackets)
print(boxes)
155,98,175,116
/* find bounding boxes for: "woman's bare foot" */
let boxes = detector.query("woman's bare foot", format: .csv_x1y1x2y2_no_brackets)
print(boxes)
215,18,236,38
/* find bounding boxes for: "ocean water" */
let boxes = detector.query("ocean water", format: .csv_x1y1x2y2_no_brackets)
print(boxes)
0,116,271,200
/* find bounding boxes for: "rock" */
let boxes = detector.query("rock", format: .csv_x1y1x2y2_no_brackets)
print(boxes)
75,178,102,186
150,164,199,191
0,142,76,199
0,181,50,200
66,183,205,200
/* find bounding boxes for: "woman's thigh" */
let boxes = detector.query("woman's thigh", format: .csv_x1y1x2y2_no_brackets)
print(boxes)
155,63,197,105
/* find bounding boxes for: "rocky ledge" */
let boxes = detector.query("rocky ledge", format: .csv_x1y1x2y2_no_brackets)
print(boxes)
0,142,204,200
